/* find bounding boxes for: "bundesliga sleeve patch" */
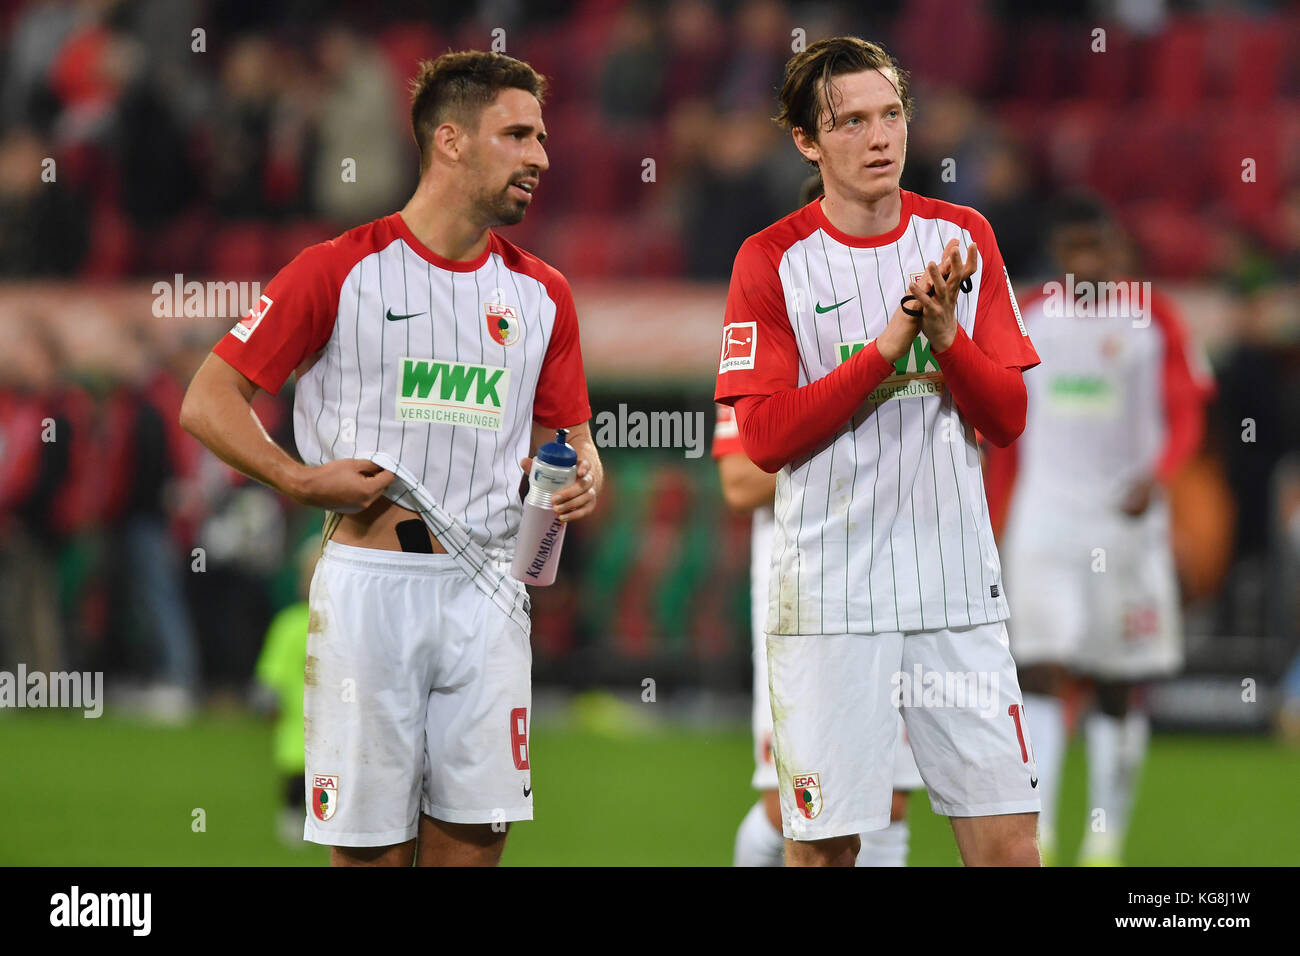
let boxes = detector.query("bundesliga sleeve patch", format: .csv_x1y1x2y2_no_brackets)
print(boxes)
1004,267,1027,336
719,322,757,373
230,294,274,342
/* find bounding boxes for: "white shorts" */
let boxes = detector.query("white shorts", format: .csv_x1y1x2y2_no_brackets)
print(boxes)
303,541,533,847
767,622,1040,841
1004,514,1183,680
752,625,921,793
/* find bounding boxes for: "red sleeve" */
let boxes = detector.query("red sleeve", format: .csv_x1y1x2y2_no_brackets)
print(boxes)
211,243,339,395
710,403,744,459
532,272,592,428
1150,293,1213,483
933,324,1027,447
966,214,1040,371
713,237,801,404
734,343,897,472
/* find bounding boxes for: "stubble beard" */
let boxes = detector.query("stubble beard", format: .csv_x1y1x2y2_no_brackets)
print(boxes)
468,174,529,228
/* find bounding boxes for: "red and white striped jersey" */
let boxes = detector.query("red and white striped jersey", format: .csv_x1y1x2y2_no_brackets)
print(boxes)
714,191,1039,635
213,212,591,559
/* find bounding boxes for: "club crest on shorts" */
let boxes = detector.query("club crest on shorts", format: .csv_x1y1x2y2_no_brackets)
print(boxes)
312,774,339,822
486,302,521,346
793,772,822,819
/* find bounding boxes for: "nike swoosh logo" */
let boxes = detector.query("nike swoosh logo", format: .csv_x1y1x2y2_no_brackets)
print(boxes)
814,297,854,314
523,784,532,797
385,309,425,321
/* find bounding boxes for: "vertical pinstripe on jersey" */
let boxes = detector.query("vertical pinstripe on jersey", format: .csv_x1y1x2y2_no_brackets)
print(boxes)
846,247,874,631
292,237,563,561
817,229,855,631
761,209,1012,635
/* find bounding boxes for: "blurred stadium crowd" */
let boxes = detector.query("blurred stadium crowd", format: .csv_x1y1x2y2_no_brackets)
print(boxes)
0,0,1298,719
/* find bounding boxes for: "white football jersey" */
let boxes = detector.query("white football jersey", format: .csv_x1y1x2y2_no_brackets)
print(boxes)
715,192,1039,634
214,213,591,562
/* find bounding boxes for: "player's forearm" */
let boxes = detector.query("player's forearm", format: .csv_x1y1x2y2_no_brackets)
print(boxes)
569,427,604,497
718,454,777,512
932,324,1026,448
733,342,896,473
180,382,305,499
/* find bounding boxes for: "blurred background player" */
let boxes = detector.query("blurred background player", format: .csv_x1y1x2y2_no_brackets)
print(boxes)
986,193,1215,865
718,172,921,868
252,536,317,847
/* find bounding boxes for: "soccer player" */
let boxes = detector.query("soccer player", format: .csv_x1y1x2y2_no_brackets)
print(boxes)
181,51,602,866
715,403,923,867
713,36,1042,867
985,193,1213,865
719,172,921,868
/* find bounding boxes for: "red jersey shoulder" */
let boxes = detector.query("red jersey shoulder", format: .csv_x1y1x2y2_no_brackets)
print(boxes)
490,232,573,304
306,214,401,276
1143,283,1217,398
907,192,995,245
739,202,822,267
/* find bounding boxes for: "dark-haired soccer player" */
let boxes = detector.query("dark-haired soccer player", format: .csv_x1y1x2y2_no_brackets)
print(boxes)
714,36,1042,866
182,51,603,866
986,193,1213,865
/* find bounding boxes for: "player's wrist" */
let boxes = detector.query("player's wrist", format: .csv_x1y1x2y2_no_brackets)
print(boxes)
874,327,910,364
926,321,959,354
277,459,312,502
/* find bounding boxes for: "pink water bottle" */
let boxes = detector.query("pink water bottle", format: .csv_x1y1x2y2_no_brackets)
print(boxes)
510,429,578,586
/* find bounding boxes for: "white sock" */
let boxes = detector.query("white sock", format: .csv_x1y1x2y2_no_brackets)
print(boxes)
855,818,909,866
1022,693,1066,855
1083,710,1149,859
734,799,786,867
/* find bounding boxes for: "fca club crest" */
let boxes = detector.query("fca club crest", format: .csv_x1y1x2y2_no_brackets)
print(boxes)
486,302,521,346
793,772,822,819
312,773,338,822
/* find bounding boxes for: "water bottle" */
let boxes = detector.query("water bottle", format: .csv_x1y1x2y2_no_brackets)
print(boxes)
510,428,578,586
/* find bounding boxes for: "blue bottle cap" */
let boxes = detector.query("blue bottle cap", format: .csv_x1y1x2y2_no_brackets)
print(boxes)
537,428,578,467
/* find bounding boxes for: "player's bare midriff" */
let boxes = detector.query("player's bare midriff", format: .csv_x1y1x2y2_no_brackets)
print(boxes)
329,497,447,553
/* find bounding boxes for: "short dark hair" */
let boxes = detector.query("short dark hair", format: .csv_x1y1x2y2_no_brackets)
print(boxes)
775,36,912,144
409,51,548,171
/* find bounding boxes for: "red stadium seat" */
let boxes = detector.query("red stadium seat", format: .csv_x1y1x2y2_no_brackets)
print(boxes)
375,22,443,91
274,221,343,271
1217,110,1283,227
207,223,275,280
82,200,135,279
1077,23,1134,104
1124,201,1220,278
1147,19,1208,114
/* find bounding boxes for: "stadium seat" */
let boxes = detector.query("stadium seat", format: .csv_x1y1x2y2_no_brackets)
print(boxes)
1077,23,1134,104
1124,201,1220,278
274,221,343,270
207,223,276,280
1147,19,1208,114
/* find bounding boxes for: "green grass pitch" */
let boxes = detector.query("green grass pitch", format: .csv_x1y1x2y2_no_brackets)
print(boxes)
2,711,1296,865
